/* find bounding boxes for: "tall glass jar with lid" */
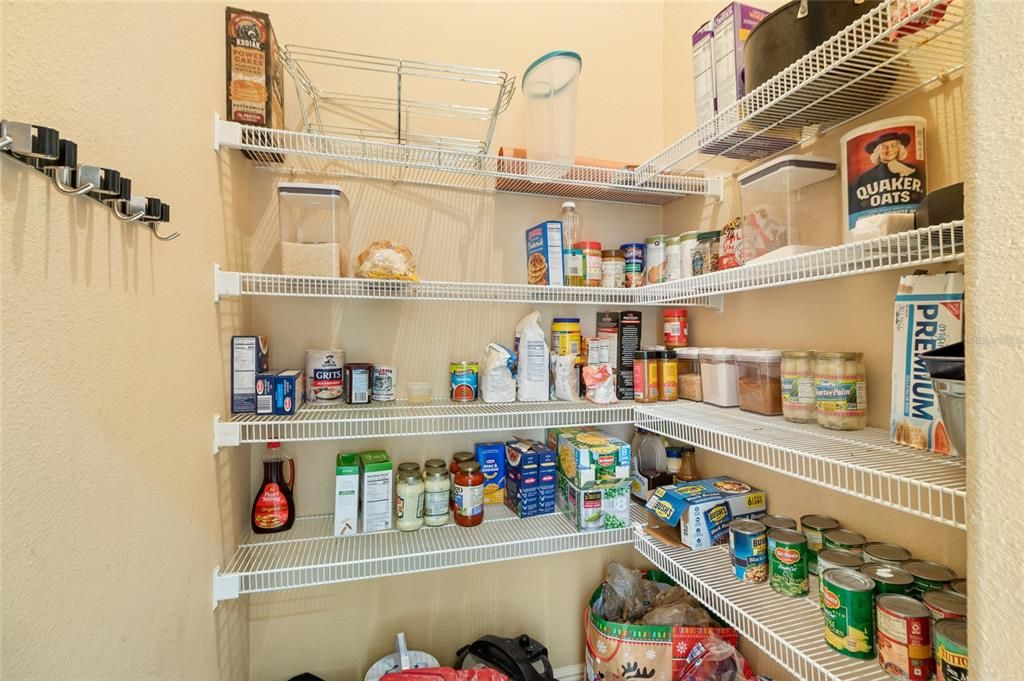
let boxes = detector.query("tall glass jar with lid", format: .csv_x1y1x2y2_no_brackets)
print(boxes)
422,462,451,527
781,351,816,423
395,463,425,532
814,352,867,430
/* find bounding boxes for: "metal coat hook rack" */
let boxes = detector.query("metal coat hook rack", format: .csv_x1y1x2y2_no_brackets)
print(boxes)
0,119,179,241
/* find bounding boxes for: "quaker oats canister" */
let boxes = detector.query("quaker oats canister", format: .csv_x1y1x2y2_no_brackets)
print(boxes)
306,349,345,403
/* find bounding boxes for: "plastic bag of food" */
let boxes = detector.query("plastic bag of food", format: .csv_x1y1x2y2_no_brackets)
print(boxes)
355,240,419,281
600,563,657,623
480,343,516,404
514,311,549,402
675,635,757,681
583,364,617,404
552,354,579,401
641,600,713,627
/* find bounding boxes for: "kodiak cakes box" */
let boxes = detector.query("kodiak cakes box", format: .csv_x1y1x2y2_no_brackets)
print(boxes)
645,477,765,550
226,7,284,162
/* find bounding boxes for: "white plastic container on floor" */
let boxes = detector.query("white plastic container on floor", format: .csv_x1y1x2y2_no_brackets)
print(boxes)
278,183,351,277
699,348,739,407
522,51,582,166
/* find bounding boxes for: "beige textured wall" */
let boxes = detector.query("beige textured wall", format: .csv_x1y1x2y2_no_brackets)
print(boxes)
1,2,251,680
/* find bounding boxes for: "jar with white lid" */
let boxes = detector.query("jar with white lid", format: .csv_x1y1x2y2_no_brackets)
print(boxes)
395,463,425,531
735,349,783,415
815,352,867,430
422,464,451,527
676,347,702,401
278,183,351,277
699,348,739,407
781,351,816,423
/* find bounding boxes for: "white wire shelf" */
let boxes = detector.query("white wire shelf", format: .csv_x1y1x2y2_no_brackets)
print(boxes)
635,0,964,180
214,116,718,205
212,265,722,308
213,501,646,602
634,402,966,530
635,221,964,305
214,399,634,450
635,533,890,681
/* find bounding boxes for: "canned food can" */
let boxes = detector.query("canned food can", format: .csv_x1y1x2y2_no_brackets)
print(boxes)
622,242,646,288
729,518,768,583
801,514,840,575
876,594,933,680
934,618,968,681
861,562,915,596
768,528,808,597
824,528,867,557
949,578,967,597
306,349,346,403
644,235,666,285
822,568,875,659
371,366,396,401
903,559,957,597
449,361,479,402
817,549,864,607
761,514,798,531
923,590,967,621
864,542,913,567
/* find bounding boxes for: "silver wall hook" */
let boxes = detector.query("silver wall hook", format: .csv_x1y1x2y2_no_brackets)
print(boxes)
45,167,95,195
148,222,181,241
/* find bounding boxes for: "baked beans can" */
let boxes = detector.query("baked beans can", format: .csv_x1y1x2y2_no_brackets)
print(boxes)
801,514,840,575
449,361,479,402
876,594,934,680
371,366,396,401
729,518,768,583
864,542,913,567
822,568,875,659
621,242,646,288
644,235,667,285
824,528,867,557
768,528,808,597
903,559,957,597
923,590,967,621
817,549,864,607
934,618,968,681
862,562,915,596
306,349,345,403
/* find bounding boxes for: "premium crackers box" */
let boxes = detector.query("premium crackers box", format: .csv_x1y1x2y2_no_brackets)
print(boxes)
226,7,284,161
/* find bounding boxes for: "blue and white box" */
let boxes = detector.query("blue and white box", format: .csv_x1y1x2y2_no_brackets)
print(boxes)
273,369,305,416
525,221,565,287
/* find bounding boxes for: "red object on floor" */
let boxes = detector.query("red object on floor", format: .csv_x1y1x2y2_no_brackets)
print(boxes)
381,668,508,681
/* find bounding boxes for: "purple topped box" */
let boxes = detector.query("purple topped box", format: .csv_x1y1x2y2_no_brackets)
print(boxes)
712,2,768,113
692,20,716,126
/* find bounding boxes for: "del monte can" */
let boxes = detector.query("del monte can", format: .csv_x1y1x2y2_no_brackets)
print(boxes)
821,568,875,659
768,528,808,597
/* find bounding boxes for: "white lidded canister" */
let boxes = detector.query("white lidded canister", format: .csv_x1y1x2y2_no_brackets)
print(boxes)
372,366,396,401
306,349,345,403
841,116,927,243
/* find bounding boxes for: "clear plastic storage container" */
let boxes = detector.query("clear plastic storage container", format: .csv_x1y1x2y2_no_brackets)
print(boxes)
676,347,702,402
735,349,783,415
699,348,739,407
738,154,839,265
522,51,582,165
278,183,351,277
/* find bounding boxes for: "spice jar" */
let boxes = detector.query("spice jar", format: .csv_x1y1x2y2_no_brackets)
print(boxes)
575,241,603,287
735,349,783,415
564,248,585,286
658,351,679,401
449,452,475,511
601,249,625,288
663,308,688,349
676,347,703,401
423,464,451,527
699,348,739,407
632,351,657,403
665,236,683,281
815,352,867,430
395,463,425,532
691,230,721,275
680,231,699,278
781,350,816,423
454,461,484,527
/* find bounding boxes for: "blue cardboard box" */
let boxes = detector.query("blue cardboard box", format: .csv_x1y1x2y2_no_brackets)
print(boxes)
525,221,565,287
231,335,270,413
645,476,766,550
273,369,305,416
475,441,506,505
505,438,556,518
255,371,277,415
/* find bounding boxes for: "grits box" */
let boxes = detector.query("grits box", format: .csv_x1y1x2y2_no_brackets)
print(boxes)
474,441,505,504
890,273,964,454
645,477,766,550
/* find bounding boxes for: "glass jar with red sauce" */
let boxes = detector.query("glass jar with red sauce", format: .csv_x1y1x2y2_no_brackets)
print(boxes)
449,452,474,511
454,461,484,527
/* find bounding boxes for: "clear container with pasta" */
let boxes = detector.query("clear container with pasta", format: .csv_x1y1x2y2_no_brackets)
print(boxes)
814,352,867,430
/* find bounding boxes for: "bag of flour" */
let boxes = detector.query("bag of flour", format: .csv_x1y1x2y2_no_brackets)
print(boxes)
480,343,516,403
514,311,550,402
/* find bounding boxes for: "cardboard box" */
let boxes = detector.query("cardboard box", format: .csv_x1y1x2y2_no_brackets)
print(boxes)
231,335,270,413
358,450,393,533
597,310,642,400
334,453,360,536
645,477,766,550
692,21,716,127
475,441,506,504
255,371,276,415
525,221,565,286
557,430,632,488
545,425,595,450
712,3,768,113
557,474,632,532
890,273,964,454
504,438,556,518
225,7,284,162
273,369,305,415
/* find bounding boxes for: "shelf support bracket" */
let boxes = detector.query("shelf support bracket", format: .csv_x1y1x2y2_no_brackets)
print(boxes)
212,566,241,609
213,415,241,455
214,264,241,302
708,294,725,313
214,113,242,151
706,176,726,202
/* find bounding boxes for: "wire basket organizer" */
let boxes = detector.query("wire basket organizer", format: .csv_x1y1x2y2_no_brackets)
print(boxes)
281,45,515,155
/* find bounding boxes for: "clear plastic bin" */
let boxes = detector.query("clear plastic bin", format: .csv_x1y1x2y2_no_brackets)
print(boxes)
735,350,783,415
522,51,581,165
676,347,702,402
699,348,738,407
278,183,351,277
738,154,839,265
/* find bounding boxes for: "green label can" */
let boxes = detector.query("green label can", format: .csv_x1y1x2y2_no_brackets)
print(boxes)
817,549,863,607
768,528,808,597
821,568,876,659
801,514,840,575
861,562,915,596
823,528,866,557
903,560,958,598
934,618,968,681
